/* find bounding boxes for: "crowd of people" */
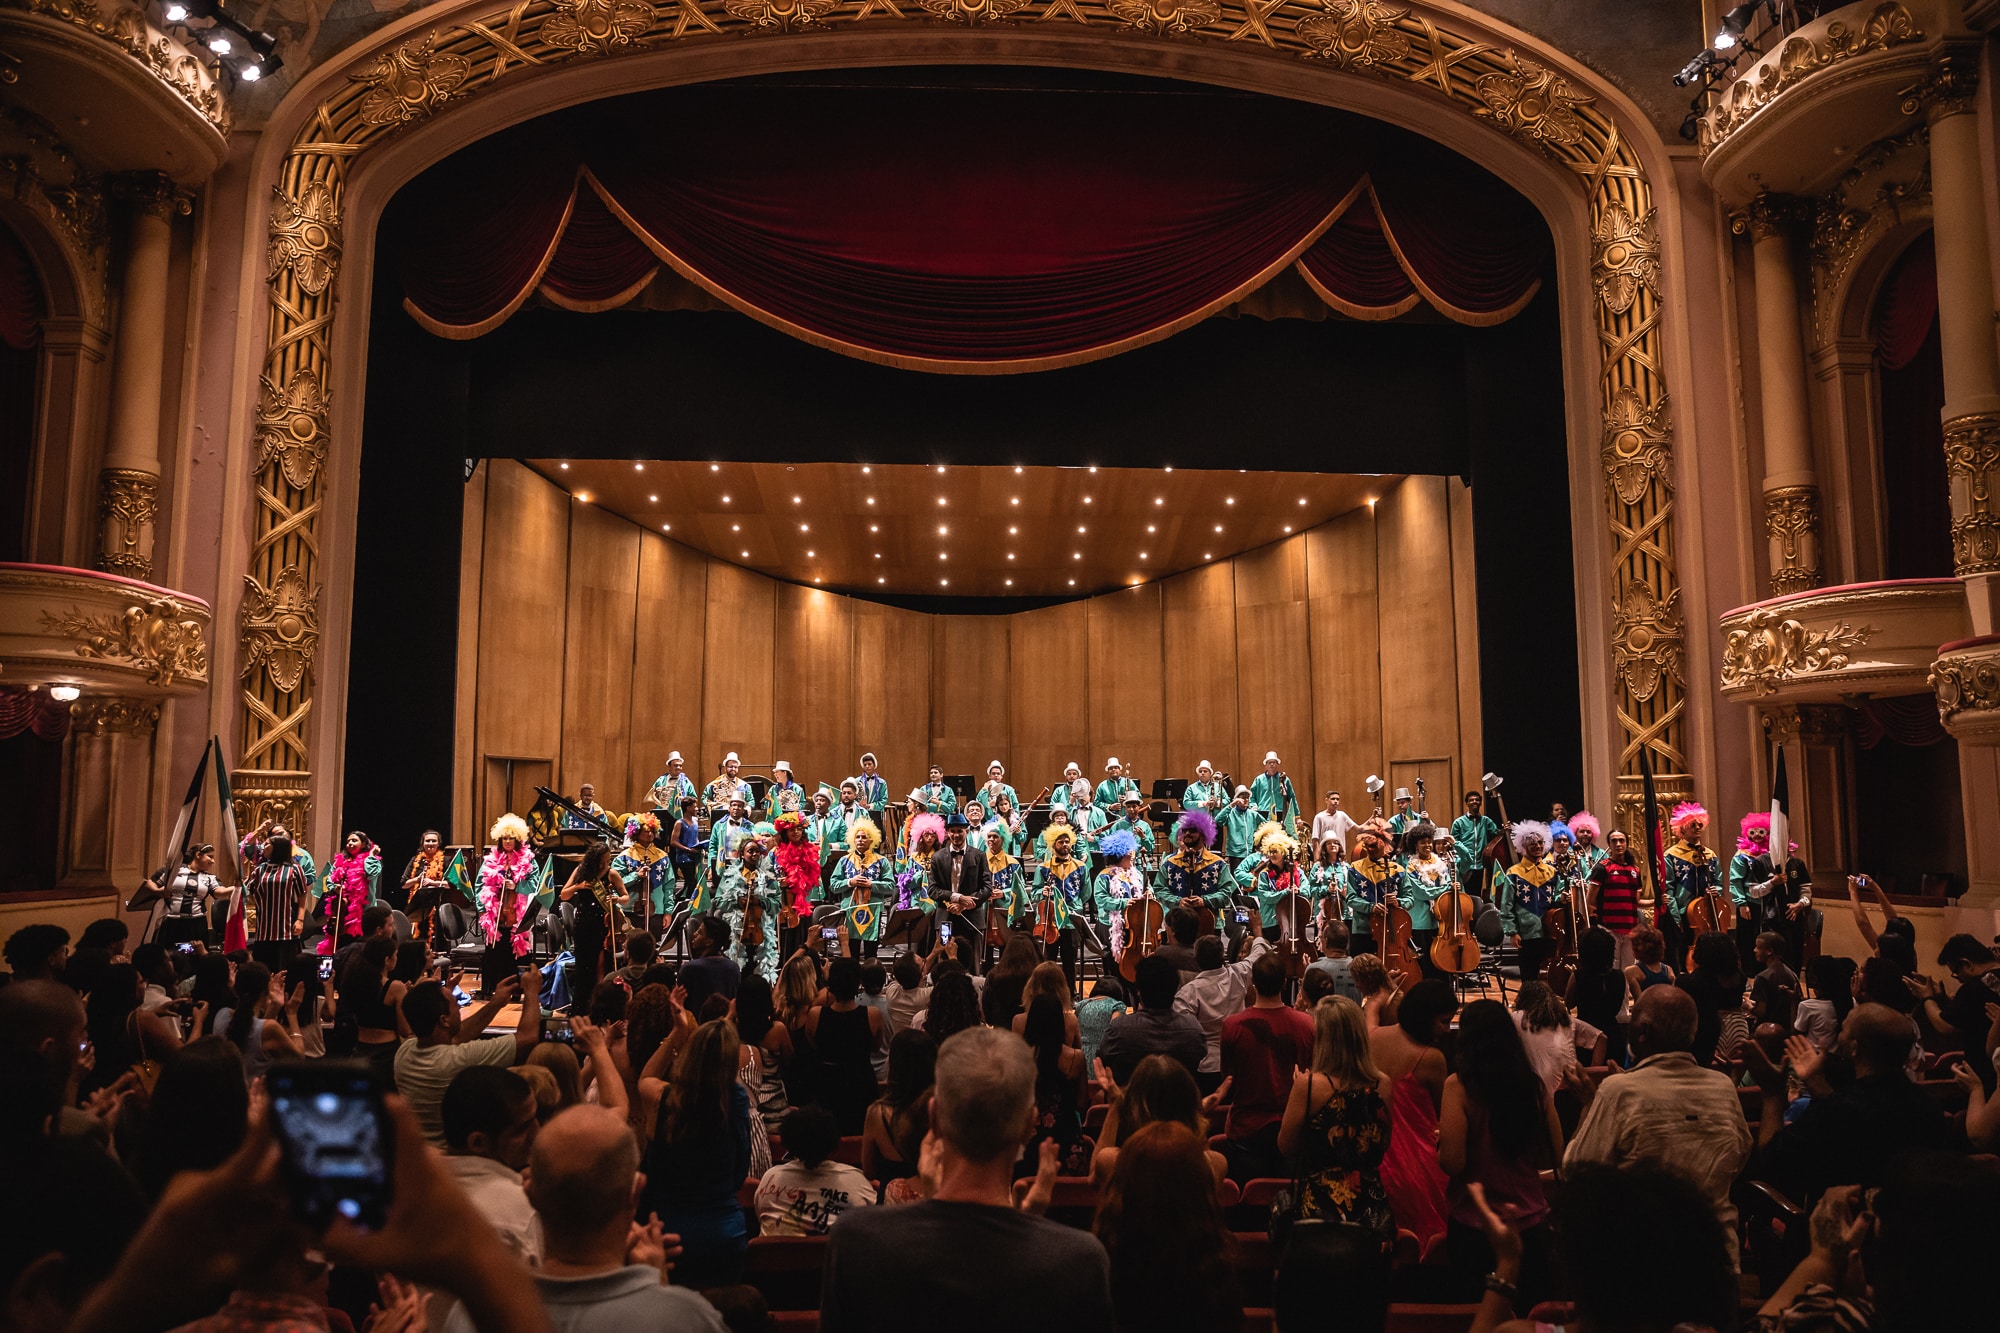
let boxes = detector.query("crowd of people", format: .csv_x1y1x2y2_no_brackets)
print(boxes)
1,758,1997,1333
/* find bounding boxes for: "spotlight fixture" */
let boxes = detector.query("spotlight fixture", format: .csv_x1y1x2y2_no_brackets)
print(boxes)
650,495,658,502
164,2,190,19
1673,47,1721,87
207,34,231,53
1711,0,1762,50
49,684,80,702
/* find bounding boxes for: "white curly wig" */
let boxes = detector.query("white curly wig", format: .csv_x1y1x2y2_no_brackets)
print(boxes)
490,812,530,846
1510,819,1553,857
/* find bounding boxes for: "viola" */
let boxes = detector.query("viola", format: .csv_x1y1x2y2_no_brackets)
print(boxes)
1033,887,1061,946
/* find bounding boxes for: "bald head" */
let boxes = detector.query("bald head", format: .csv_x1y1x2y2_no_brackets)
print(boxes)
0,980,87,1063
1630,985,1697,1058
526,1104,640,1244
1842,1002,1917,1076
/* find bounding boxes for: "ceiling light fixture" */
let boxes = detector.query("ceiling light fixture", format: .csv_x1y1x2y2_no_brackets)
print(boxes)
1077,526,1086,534
649,494,658,502
1005,579,1013,586
49,684,80,702
793,496,802,503
732,524,740,532
1083,497,1093,504
1146,525,1156,533
559,462,569,470
862,466,872,474
711,464,720,471
1214,525,1223,533
941,579,949,586
938,525,948,536
879,577,886,583
663,524,671,531
577,493,591,503
633,462,644,471
721,495,730,502
1010,497,1019,505
1298,497,1307,505
1164,466,1173,473
806,550,815,557
1008,526,1018,535
1139,552,1148,559
1284,526,1293,533
1088,467,1098,474
1225,497,1235,505
869,525,879,533
1069,580,1076,586
1073,553,1082,560
1014,465,1023,473
741,550,750,558
867,497,875,505
1204,553,1212,560
800,524,809,532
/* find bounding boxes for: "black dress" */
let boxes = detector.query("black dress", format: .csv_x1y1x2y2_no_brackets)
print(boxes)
814,1005,878,1134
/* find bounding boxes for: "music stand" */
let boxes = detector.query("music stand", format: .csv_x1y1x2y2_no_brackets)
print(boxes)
1152,777,1188,802
1023,804,1054,844
881,907,930,956
946,775,975,805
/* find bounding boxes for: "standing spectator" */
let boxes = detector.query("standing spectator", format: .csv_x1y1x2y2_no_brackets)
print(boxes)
443,1104,728,1332
806,956,886,1135
1091,1054,1228,1187
1563,986,1752,1266
1749,931,1802,1033
1075,975,1130,1070
342,934,407,1086
1511,981,1606,1094
1099,954,1207,1085
1793,955,1851,1052
883,952,933,1036
735,975,793,1126
81,963,182,1098
861,1029,936,1198
1368,977,1456,1256
755,1103,877,1236
440,1064,543,1262
1907,933,2000,1088
858,961,891,1078
1021,993,1087,1176
1174,935,1273,1090
1351,954,1398,1029
818,1027,1113,1332
1094,1122,1241,1333
1438,1000,1563,1309
1565,926,1628,1066
214,962,303,1087
1218,951,1314,1181
980,935,1040,1029
1305,920,1360,1000
394,971,542,1146
1009,962,1081,1046
680,915,741,1015
921,969,985,1050
640,1018,754,1287
1676,931,1747,1067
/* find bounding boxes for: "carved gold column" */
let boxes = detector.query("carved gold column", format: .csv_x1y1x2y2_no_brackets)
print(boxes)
1740,192,1823,596
1910,45,2000,633
97,175,186,581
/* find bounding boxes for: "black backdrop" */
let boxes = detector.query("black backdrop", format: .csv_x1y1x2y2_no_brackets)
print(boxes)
344,250,1582,862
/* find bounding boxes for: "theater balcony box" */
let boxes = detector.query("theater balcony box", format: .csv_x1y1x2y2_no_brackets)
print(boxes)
0,562,210,700
1931,635,2000,745
1718,578,1968,704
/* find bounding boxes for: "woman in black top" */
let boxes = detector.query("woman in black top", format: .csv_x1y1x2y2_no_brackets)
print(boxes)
805,957,885,1134
862,1028,936,1191
83,963,182,1098
1676,931,1747,1067
1021,993,1087,1176
560,842,628,1013
341,935,404,1082
1566,926,1628,1066
641,1018,753,1287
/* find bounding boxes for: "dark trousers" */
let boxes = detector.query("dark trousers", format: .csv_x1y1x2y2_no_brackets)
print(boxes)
1412,928,1442,980
1221,1122,1286,1183
157,917,206,948
1659,913,1686,975
1445,1218,1554,1311
569,914,606,1011
251,939,300,971
481,941,524,994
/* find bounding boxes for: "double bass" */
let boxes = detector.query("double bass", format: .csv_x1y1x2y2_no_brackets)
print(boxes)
1680,844,1729,966
1271,884,1314,981
1371,878,1423,991
1429,857,1482,975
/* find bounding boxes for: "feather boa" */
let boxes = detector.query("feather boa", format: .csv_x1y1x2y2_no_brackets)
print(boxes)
316,844,378,955
773,839,821,912
479,845,537,951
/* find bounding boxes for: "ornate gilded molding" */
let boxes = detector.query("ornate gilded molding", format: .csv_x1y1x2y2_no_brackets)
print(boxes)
70,695,161,735
1699,2,1924,154
1762,702,1851,747
110,169,194,222
252,0,1689,831
1765,485,1823,596
1899,40,1978,122
94,467,158,579
39,593,208,687
5,0,230,135
1805,126,1928,346
231,767,312,833
239,565,320,696
1721,605,1877,695
1943,411,2000,577
0,106,110,318
1930,637,2000,744
1735,190,1811,242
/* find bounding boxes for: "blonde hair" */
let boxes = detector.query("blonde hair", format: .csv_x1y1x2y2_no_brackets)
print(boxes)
1023,961,1073,1013
1310,995,1382,1089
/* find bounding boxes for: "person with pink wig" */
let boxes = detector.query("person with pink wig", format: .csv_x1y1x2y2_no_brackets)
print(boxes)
1567,810,1607,878
1661,802,1720,971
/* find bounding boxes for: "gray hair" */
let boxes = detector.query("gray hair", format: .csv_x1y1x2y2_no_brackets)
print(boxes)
932,1026,1034,1164
526,1105,640,1242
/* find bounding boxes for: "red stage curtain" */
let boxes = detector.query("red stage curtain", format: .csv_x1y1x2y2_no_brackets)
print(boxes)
1876,234,1952,579
1876,234,1937,371
1855,694,1948,749
0,687,69,742
394,83,1548,368
1296,204,1419,320
0,225,42,351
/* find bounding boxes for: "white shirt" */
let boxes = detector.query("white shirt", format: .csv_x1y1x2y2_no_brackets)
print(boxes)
1311,810,1356,854
1512,1010,1603,1092
1171,936,1273,1073
441,1153,542,1262
754,1159,878,1235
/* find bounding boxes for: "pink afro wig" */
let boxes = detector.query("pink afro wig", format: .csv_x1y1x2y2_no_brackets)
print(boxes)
1568,811,1602,842
1737,812,1771,853
1669,801,1708,833
907,812,946,851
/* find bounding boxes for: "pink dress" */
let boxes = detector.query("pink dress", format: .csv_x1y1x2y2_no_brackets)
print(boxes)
1378,1072,1449,1257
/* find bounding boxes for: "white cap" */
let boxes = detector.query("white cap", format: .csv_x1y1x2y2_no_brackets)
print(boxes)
1105,757,1122,771
1395,787,1411,801
1065,762,1081,776
1235,784,1251,795
1264,750,1280,764
860,752,877,763
1197,760,1213,772
989,760,1004,773
667,750,683,764
774,760,791,773
724,751,740,764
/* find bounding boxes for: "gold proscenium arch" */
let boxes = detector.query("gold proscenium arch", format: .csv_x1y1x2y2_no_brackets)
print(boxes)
240,0,1688,834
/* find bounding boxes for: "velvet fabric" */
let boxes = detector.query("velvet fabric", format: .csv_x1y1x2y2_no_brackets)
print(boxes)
1876,235,1952,580
391,79,1548,367
0,226,40,351
0,686,70,742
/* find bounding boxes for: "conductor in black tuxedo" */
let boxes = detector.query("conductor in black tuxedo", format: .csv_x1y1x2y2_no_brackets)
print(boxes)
925,812,992,972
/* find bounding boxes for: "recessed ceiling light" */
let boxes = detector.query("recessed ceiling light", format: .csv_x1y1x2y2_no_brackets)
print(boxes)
1204,553,1212,560
1011,497,1020,505
806,550,815,557
875,553,882,559
722,495,731,502
649,494,658,502
1073,553,1082,560
742,550,750,558
941,578,949,586
867,497,875,505
1008,526,1018,535
938,525,948,536
1154,497,1163,505
878,577,886,584
937,497,947,506
1367,497,1377,508
937,465,947,473
633,462,644,471
870,525,879,533
1007,553,1015,560
1225,497,1235,505
1014,466,1023,473
711,464,720,471
1005,578,1013,586
1088,467,1098,474
1164,466,1174,473
1077,526,1086,534
793,495,802,503
1083,497,1093,504
1214,525,1223,533
1283,526,1292,533
577,493,591,503
1298,497,1307,505
1140,552,1148,559
800,524,809,532
862,466,872,474
1069,579,1076,586
732,524,740,532
559,462,570,470
1146,525,1156,533
939,553,947,561
814,577,821,584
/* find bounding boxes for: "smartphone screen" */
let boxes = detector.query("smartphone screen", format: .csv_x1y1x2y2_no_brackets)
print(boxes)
268,1061,394,1230
821,926,839,941
176,942,197,954
1234,910,1249,924
318,956,334,980
939,923,953,943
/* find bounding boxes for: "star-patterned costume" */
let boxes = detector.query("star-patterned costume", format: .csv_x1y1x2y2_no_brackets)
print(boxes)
1153,844,1240,910
1494,856,1558,941
613,836,675,918
715,858,785,984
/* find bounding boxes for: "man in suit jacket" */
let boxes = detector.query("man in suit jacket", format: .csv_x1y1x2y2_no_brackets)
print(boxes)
929,813,992,971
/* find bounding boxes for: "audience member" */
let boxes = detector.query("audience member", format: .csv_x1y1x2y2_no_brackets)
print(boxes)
756,1103,876,1236
1218,950,1314,1181
1092,1053,1226,1186
1369,977,1456,1255
1350,953,1396,1028
444,1103,728,1331
394,970,542,1146
127,1036,248,1201
215,962,303,1086
1174,934,1272,1089
1075,974,1129,1069
3,923,71,983
440,1063,542,1261
681,914,741,1015
641,1017,754,1287
884,952,933,1035
863,1029,937,1198
1098,954,1205,1084
1305,919,1360,1000
1622,925,1674,1004
1563,986,1752,1264
1511,981,1606,1092
1153,908,1200,975
806,957,886,1134
819,1027,1112,1331
1021,992,1087,1176
1438,1000,1563,1309
1749,930,1802,1032
921,969,984,1050
1010,962,1081,1045
1565,925,1628,1065
1908,933,1999,1088
1677,931,1747,1067
1094,1122,1241,1333
980,935,1040,1028
1794,955,1852,1053
81,962,182,1097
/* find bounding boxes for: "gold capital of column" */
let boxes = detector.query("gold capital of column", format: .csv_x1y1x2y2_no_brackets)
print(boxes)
1765,484,1824,595
1735,191,1810,242
231,769,313,833
1944,411,2000,577
94,467,159,579
1901,43,1981,124
110,171,194,223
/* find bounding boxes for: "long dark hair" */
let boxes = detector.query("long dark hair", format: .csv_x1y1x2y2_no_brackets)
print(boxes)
924,972,983,1048
188,955,234,1035
84,963,143,1053
1453,1000,1544,1158
226,962,272,1048
579,841,612,882
1023,993,1067,1081
1094,1122,1240,1333
735,974,777,1047
661,1018,740,1145
132,1037,249,1200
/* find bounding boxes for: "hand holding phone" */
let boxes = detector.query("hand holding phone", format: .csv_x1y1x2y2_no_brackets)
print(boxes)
267,1060,395,1231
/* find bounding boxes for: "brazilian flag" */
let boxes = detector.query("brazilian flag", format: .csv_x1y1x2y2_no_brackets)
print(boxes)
444,849,474,905
527,855,556,909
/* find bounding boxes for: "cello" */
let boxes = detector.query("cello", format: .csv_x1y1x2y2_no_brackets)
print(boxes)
1272,886,1314,981
1681,844,1728,967
1118,889,1166,984
1373,890,1423,992
1429,856,1482,975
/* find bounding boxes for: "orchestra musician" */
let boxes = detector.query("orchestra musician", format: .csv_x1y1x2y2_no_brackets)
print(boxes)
648,750,697,817
929,812,991,969
1249,751,1300,828
1494,820,1559,984
1091,829,1150,958
1052,762,1091,813
1660,802,1717,970
1217,786,1260,861
1105,793,1157,858
978,761,1019,820
917,766,957,816
1095,757,1139,821
1033,825,1089,989
560,841,629,1007
701,751,750,821
479,813,538,993
1339,818,1403,956
401,829,450,945
1182,759,1228,813
715,834,784,984
767,760,807,819
1400,824,1453,980
614,813,675,930
770,811,822,960
836,816,895,960
1387,787,1427,838
560,782,610,832
1449,789,1500,902
1153,810,1239,914
856,752,891,827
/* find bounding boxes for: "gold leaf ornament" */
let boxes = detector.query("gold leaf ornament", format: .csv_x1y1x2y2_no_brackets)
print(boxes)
1600,386,1673,506
1297,0,1411,67
41,597,209,688
725,0,838,29
254,370,330,491
352,34,472,128
920,0,1031,22
543,0,658,52
267,182,342,297
1474,55,1592,151
1720,607,1876,695
1611,580,1683,704
240,566,322,694
1591,199,1658,316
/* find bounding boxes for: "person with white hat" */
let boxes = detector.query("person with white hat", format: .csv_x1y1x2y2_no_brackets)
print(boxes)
856,753,889,825
1051,761,1090,812
1105,792,1157,858
1387,786,1428,838
978,760,1018,816
648,751,697,816
917,764,957,816
701,752,748,821
1218,785,1261,860
1095,757,1140,821
767,759,806,819
1250,752,1300,830
1182,759,1228,814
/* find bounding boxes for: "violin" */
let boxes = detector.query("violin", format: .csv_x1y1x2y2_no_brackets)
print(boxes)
1429,857,1482,975
742,886,768,954
1118,889,1165,984
1033,886,1061,946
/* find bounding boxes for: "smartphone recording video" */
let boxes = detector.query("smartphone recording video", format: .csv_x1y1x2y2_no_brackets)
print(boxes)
821,926,839,941
318,956,335,980
268,1061,395,1231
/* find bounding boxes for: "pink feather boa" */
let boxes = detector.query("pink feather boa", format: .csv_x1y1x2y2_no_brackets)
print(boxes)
479,845,537,953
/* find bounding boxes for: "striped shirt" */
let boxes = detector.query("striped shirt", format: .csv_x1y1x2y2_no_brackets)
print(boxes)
1589,859,1643,934
247,862,308,940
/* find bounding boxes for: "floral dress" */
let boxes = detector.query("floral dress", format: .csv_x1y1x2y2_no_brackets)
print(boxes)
1289,1077,1395,1251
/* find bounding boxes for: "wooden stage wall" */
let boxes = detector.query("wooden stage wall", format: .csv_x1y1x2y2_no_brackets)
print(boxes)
453,460,1483,840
